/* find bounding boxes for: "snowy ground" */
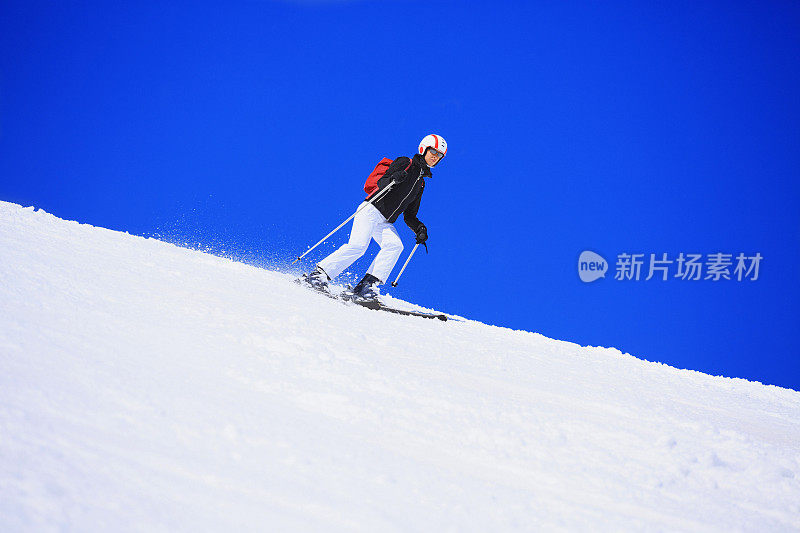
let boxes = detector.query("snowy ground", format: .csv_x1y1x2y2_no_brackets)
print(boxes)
1,200,799,532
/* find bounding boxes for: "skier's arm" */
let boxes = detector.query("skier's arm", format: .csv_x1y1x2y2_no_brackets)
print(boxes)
377,157,411,189
403,189,425,234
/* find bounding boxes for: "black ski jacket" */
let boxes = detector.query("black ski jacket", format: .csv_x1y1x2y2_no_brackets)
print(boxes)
370,153,431,233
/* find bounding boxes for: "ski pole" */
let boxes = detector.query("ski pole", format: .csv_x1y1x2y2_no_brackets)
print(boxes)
391,243,420,287
292,183,395,264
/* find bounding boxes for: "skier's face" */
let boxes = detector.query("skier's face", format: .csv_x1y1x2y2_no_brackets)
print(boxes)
424,148,444,167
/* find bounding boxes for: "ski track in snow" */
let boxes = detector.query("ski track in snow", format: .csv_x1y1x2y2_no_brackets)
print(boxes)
1,200,799,532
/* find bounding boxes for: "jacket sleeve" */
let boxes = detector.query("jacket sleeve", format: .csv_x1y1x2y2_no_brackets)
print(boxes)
403,188,424,233
377,157,411,189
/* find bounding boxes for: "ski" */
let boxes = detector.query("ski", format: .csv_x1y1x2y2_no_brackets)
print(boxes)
296,279,448,321
351,299,448,321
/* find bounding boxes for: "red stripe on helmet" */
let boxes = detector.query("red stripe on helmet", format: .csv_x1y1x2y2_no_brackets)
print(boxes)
432,135,439,149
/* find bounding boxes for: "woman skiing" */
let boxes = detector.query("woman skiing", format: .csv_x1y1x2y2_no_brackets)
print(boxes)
300,134,447,300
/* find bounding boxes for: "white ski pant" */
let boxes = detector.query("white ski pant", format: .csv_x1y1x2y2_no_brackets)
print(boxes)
317,202,403,284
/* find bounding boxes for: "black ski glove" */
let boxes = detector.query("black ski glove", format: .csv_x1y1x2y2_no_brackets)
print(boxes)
415,224,428,244
392,170,408,184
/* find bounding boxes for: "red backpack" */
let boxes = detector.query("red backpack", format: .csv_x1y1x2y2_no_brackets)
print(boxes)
364,158,394,199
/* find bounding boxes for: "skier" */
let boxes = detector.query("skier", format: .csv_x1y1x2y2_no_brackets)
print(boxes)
300,134,447,300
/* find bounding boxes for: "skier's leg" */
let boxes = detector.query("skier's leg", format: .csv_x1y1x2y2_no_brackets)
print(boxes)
366,222,404,284
317,203,380,280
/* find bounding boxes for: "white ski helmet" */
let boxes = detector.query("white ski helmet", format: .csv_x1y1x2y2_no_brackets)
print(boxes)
418,134,447,159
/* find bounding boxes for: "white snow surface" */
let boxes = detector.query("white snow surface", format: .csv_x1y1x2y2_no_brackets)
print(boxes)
1,199,799,532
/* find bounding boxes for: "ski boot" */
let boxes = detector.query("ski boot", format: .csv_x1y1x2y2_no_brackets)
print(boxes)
342,273,382,303
296,265,330,292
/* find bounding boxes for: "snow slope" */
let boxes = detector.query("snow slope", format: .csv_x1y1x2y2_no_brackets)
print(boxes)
1,200,799,532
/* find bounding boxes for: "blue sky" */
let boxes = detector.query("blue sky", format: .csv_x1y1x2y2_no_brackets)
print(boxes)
2,0,799,390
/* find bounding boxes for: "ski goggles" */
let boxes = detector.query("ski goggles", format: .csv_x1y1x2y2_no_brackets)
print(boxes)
427,148,445,159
